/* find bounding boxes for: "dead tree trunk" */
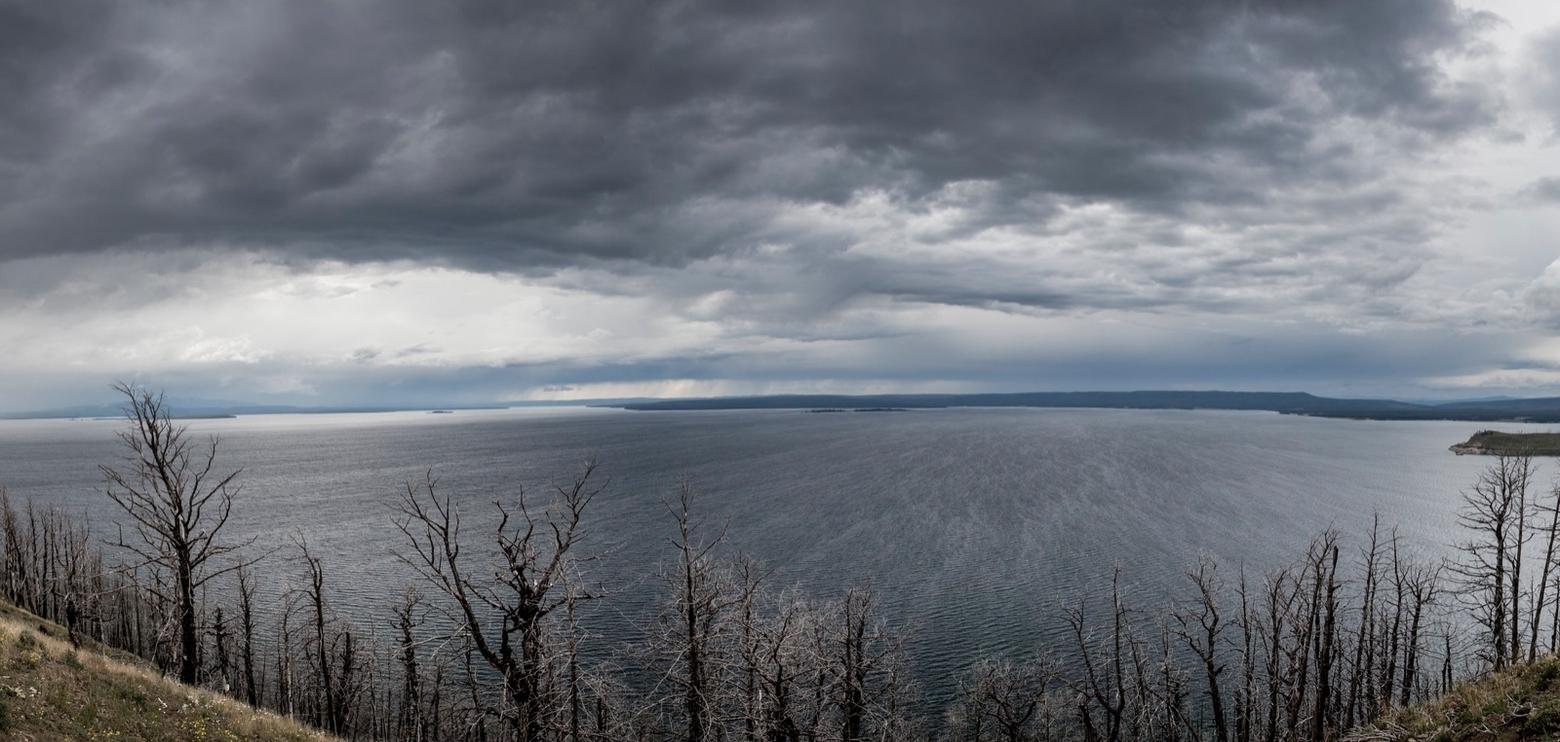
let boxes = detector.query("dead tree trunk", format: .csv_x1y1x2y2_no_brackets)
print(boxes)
665,481,731,742
100,382,249,685
1176,558,1229,742
1531,481,1560,661
1452,455,1526,671
237,565,259,707
395,461,601,741
297,537,340,733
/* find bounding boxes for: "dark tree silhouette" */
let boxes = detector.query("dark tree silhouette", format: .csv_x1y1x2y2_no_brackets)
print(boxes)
395,461,602,740
1452,455,1531,670
99,382,248,684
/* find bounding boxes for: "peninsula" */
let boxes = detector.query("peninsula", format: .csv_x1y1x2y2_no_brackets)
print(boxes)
1450,430,1560,456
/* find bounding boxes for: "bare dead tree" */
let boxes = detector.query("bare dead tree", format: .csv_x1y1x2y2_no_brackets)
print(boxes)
277,589,299,720
1397,561,1439,707
296,536,342,733
395,460,602,741
1069,567,1131,742
0,487,25,611
1235,566,1256,742
50,511,95,648
1531,478,1560,661
754,589,809,742
662,480,735,742
836,584,905,742
99,381,250,684
1344,515,1381,729
393,587,427,740
1451,455,1529,670
1260,565,1296,742
237,564,260,707
211,605,233,692
1283,556,1316,737
1378,531,1405,713
1174,557,1229,742
1308,532,1341,742
1507,456,1533,668
562,581,589,742
734,557,768,742
952,655,1058,742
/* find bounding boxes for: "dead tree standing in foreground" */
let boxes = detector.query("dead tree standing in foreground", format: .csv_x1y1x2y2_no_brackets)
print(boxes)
236,564,260,707
100,382,248,684
396,460,602,741
953,655,1058,742
1068,567,1132,742
394,587,427,740
1530,479,1560,661
664,480,734,742
1452,454,1531,670
1307,532,1341,742
1174,557,1229,742
1344,516,1381,729
295,536,345,734
839,585,904,742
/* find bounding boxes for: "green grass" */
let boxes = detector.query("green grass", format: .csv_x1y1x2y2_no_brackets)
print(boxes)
1451,431,1560,456
1348,656,1560,741
0,601,331,741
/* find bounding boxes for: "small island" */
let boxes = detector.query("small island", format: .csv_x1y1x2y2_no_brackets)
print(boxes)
1450,430,1560,456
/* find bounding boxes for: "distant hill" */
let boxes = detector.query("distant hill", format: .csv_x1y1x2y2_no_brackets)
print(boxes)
616,390,1560,422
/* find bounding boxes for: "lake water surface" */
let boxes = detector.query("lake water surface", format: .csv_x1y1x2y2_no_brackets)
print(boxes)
0,406,1537,703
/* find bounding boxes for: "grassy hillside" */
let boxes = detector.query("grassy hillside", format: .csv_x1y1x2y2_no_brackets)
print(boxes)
0,601,330,741
1349,657,1560,741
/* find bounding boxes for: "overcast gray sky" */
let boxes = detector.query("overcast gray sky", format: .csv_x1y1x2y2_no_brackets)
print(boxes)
4,0,1560,411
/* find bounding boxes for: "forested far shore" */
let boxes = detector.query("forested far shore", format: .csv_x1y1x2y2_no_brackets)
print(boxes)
1,384,1556,741
617,390,1560,423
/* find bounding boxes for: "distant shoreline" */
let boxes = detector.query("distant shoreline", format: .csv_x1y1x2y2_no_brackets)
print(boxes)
803,407,910,414
15,390,1560,424
616,391,1560,423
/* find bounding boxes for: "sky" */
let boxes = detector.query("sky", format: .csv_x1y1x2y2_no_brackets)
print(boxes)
5,0,1560,411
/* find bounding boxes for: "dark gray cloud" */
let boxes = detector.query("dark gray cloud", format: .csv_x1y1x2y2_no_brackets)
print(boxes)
0,0,1496,274
5,0,1545,412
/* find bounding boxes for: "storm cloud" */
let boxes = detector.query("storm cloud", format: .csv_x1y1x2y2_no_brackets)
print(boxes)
0,1,1497,262
1,0,1558,409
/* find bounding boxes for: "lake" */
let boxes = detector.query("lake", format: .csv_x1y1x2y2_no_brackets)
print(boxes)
0,406,1528,704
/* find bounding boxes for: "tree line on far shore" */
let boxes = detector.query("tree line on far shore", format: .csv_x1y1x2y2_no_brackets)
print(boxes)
0,383,1554,741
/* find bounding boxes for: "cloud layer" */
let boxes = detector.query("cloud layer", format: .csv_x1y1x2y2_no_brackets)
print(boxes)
2,0,1560,409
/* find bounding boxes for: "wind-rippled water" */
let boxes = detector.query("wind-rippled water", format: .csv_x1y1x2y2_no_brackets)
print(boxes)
0,406,1534,704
